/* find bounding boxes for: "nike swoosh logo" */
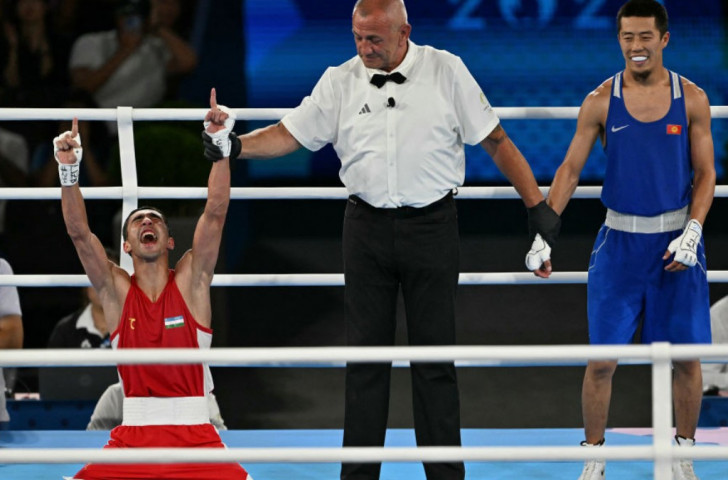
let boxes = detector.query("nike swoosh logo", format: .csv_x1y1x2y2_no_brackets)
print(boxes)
611,125,630,132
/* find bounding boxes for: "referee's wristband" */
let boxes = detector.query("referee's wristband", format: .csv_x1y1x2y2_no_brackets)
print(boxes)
527,200,561,246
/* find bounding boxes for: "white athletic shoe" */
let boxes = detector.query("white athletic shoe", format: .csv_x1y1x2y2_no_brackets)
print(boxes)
577,459,605,480
673,436,700,480
577,440,605,480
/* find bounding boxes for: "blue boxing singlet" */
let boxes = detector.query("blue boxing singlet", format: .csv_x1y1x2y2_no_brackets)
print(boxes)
587,69,711,346
601,70,692,216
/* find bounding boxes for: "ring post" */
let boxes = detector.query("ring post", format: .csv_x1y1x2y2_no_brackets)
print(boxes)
117,106,138,273
651,341,673,479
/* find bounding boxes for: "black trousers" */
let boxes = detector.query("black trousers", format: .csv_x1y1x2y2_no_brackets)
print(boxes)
340,193,465,480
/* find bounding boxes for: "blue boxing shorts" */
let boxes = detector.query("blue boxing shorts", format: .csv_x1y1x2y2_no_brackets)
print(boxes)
586,225,711,345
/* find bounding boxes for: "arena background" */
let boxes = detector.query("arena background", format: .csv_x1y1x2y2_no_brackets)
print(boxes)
8,0,728,431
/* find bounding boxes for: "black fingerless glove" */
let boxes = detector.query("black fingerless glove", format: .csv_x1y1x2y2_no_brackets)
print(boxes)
229,132,242,161
201,131,242,162
527,200,561,246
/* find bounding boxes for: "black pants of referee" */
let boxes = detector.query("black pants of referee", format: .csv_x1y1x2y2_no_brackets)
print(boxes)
340,192,464,480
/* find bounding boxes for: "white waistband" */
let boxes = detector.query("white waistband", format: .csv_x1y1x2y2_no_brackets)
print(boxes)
122,396,210,426
604,206,689,233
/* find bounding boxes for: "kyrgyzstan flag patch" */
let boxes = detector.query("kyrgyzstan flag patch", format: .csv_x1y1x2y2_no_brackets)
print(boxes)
667,124,682,135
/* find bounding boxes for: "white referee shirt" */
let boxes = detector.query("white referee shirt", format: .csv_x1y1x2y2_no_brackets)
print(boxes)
281,40,500,208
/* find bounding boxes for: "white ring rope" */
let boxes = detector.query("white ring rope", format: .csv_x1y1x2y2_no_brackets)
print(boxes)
2,185,728,200
1,445,727,465
4,105,728,120
3,271,728,288
2,343,728,367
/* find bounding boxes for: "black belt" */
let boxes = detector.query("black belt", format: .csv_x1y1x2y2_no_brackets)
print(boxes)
347,191,454,218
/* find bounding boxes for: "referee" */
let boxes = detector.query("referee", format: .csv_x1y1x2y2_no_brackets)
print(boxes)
217,0,559,478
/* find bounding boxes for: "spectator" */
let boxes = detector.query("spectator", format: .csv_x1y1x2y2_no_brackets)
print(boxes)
148,0,193,100
47,248,119,349
0,256,23,426
0,127,29,249
0,0,71,108
68,0,197,134
47,286,110,349
51,0,119,38
149,0,181,30
0,0,72,152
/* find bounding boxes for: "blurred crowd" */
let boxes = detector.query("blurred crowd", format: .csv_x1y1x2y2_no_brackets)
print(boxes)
0,0,197,189
0,0,202,377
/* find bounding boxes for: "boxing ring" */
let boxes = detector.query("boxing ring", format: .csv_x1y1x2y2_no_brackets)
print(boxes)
1,106,728,479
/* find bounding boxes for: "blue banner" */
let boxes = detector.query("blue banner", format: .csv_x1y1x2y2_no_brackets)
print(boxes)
244,0,727,181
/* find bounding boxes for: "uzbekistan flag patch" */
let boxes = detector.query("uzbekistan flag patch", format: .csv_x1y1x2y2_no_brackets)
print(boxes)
164,315,184,329
667,124,682,135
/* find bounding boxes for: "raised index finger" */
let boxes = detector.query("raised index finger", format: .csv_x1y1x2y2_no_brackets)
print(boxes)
210,88,217,110
71,117,79,137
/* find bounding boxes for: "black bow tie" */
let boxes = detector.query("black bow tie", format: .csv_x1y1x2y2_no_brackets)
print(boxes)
370,72,406,88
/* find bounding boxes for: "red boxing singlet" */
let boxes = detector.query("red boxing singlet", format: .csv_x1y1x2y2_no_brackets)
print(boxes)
116,270,211,398
72,271,250,480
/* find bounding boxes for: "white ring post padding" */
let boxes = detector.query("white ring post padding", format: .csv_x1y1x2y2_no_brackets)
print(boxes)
2,444,728,465
117,106,138,273
651,342,674,480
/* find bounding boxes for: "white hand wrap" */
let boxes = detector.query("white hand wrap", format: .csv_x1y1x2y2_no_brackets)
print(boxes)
525,233,551,271
666,219,702,267
203,105,236,157
53,132,83,186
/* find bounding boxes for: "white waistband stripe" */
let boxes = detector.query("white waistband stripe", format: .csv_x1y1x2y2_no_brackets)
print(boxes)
605,206,689,234
122,396,210,426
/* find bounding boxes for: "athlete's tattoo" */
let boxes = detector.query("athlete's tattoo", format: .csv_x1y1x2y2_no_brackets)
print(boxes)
482,125,508,155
